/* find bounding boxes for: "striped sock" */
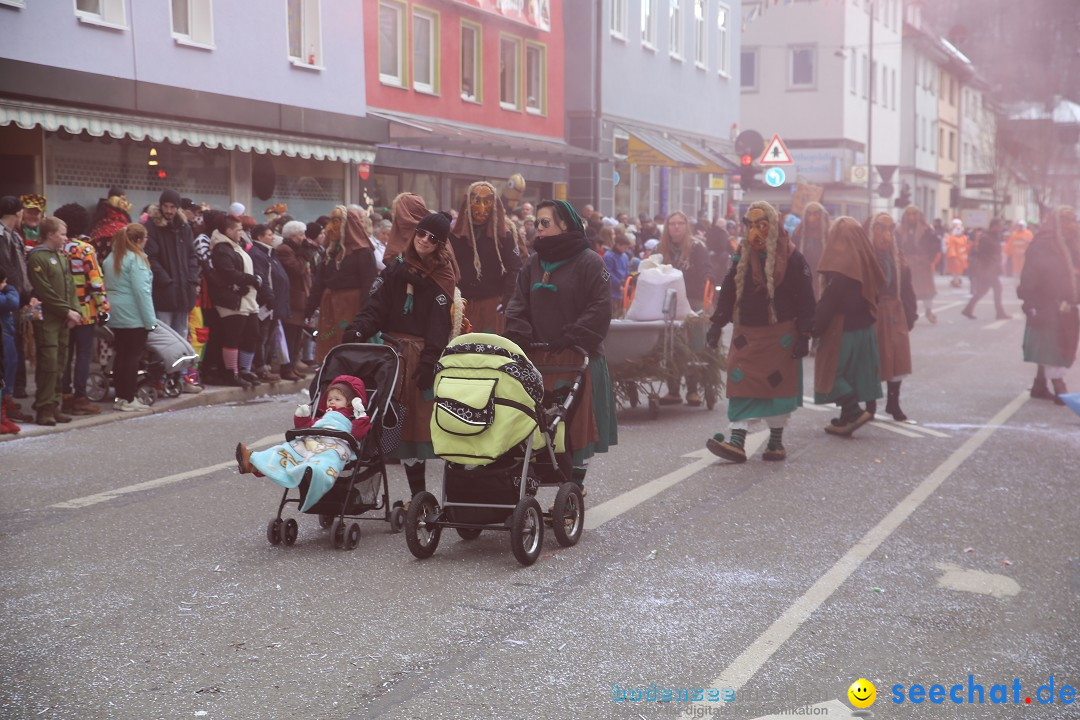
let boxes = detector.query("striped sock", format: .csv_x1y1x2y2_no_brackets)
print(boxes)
730,428,747,449
223,348,239,372
238,350,255,372
769,427,784,448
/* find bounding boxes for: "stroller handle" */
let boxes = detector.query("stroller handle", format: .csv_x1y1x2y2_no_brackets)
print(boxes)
284,427,360,454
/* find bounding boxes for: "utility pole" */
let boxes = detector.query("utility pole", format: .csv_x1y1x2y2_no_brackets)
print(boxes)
867,0,875,218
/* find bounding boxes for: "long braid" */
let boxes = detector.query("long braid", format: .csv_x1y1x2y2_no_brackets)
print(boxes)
764,218,779,324
733,243,749,324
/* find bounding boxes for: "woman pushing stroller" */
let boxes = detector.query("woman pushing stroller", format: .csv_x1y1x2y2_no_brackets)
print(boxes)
236,375,371,511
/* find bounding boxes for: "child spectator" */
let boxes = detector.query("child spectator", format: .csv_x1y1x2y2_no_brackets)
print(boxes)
235,375,371,511
604,232,633,316
0,268,20,433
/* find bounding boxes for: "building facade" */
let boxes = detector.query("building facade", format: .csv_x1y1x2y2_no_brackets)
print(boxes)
362,0,584,213
0,0,386,220
934,39,967,225
739,0,904,220
565,0,742,220
899,7,945,221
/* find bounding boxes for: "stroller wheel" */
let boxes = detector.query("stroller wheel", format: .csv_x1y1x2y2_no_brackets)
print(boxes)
86,371,108,402
162,374,183,398
510,497,544,566
136,381,157,406
346,522,361,550
333,521,346,549
552,483,585,548
318,513,335,529
389,506,406,534
283,518,298,546
405,491,442,559
455,528,482,541
266,518,283,545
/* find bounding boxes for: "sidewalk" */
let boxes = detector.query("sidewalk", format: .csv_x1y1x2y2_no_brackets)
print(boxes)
1,376,309,443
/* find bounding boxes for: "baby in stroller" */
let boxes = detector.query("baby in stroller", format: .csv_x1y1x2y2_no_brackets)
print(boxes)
236,374,371,511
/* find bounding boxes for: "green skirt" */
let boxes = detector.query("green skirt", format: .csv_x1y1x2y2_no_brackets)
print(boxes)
1023,319,1071,368
814,327,883,404
575,356,618,464
728,363,804,422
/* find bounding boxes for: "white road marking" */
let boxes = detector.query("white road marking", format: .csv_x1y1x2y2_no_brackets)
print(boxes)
933,300,967,314
49,434,280,509
866,419,924,438
684,391,1029,712
585,431,768,530
982,319,1009,330
934,562,1021,599
885,421,950,438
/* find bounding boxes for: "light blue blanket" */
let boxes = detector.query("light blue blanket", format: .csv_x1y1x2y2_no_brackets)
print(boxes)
251,411,356,511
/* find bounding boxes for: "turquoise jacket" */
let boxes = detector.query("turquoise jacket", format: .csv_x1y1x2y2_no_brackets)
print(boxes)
103,251,156,330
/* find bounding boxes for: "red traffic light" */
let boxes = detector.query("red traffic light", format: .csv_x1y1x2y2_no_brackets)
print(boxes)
741,154,754,166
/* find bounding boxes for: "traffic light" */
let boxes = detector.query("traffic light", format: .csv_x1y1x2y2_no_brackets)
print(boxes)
740,154,759,190
893,183,912,208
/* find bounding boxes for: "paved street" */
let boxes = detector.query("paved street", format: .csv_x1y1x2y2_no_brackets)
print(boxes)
2,276,1078,720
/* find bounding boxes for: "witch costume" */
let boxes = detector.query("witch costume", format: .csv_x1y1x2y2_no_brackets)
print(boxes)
868,213,917,421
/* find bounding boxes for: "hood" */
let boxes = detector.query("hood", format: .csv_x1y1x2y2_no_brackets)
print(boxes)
317,374,369,414
147,203,186,229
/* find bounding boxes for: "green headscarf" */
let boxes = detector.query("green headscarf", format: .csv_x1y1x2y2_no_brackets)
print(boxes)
552,199,585,235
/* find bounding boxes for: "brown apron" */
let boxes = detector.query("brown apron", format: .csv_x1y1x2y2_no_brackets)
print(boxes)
725,320,800,399
814,316,844,396
527,348,598,455
875,296,912,381
386,332,434,444
315,287,366,363
464,296,504,334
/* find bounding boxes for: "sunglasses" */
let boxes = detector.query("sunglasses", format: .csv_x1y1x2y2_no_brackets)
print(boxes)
415,229,440,244
537,217,554,229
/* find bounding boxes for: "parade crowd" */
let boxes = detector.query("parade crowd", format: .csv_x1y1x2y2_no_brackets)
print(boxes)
1,184,1077,480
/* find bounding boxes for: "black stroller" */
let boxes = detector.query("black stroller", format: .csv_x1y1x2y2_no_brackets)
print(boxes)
404,333,590,566
264,342,408,550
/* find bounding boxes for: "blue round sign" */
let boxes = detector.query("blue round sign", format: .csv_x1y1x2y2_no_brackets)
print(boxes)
613,170,621,186
765,167,786,188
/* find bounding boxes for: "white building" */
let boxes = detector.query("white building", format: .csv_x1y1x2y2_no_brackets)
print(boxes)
739,0,904,219
899,5,946,221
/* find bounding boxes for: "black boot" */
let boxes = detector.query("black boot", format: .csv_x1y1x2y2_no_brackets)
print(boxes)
865,400,877,417
404,461,426,498
230,371,252,389
885,381,908,421
1031,366,1053,400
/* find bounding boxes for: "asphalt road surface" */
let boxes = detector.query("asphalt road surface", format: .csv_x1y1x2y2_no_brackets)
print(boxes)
2,276,1078,720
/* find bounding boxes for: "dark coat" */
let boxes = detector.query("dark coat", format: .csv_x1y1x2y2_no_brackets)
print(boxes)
1018,233,1079,321
711,250,816,335
275,237,312,326
144,204,199,313
449,228,522,303
346,258,452,366
206,235,257,312
248,241,275,311
249,242,292,322
305,247,378,319
504,247,612,355
814,273,875,334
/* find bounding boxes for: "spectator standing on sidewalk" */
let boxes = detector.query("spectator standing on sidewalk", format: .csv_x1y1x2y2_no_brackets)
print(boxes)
0,269,21,433
0,197,33,422
247,224,283,382
26,216,82,426
274,220,311,381
53,203,110,416
207,216,261,388
103,224,156,412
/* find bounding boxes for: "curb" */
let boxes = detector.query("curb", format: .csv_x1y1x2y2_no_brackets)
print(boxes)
0,378,309,443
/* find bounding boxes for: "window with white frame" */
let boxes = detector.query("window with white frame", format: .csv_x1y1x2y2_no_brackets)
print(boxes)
641,0,657,48
717,3,730,76
870,59,877,102
740,47,758,91
693,0,706,67
412,7,438,93
525,42,546,114
862,54,868,98
669,0,683,59
378,1,406,86
849,50,856,94
287,0,322,66
0,0,26,8
500,35,521,110
891,67,896,109
881,63,888,107
171,0,213,47
461,21,481,101
610,0,628,39
75,0,126,27
789,46,816,88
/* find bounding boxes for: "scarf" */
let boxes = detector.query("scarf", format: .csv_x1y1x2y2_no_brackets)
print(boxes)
818,217,887,318
532,231,589,293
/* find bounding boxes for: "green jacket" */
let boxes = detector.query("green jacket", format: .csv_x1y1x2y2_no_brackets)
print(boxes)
27,245,79,322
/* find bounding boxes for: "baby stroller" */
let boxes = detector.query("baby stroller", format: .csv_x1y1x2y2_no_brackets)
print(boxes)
265,342,408,551
86,324,198,405
405,333,589,566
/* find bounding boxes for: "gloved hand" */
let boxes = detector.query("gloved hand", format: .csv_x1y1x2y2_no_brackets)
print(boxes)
545,337,571,352
294,403,312,418
351,396,366,417
791,333,811,359
243,273,260,288
706,322,725,349
412,360,436,392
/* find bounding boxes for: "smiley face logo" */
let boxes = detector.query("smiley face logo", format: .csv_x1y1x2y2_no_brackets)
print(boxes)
847,678,876,708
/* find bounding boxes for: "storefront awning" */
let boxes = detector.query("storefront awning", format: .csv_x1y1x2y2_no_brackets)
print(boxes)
374,111,603,164
622,126,702,167
681,143,740,174
0,98,376,164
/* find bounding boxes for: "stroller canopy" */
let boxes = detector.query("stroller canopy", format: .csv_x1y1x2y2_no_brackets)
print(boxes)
431,333,544,465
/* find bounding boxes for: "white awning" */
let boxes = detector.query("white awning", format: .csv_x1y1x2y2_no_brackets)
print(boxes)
0,98,376,164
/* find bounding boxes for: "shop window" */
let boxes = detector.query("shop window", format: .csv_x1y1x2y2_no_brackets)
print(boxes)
412,7,439,94
500,35,521,111
287,0,322,67
75,0,126,28
461,21,482,102
525,42,546,115
171,0,214,48
379,1,406,86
